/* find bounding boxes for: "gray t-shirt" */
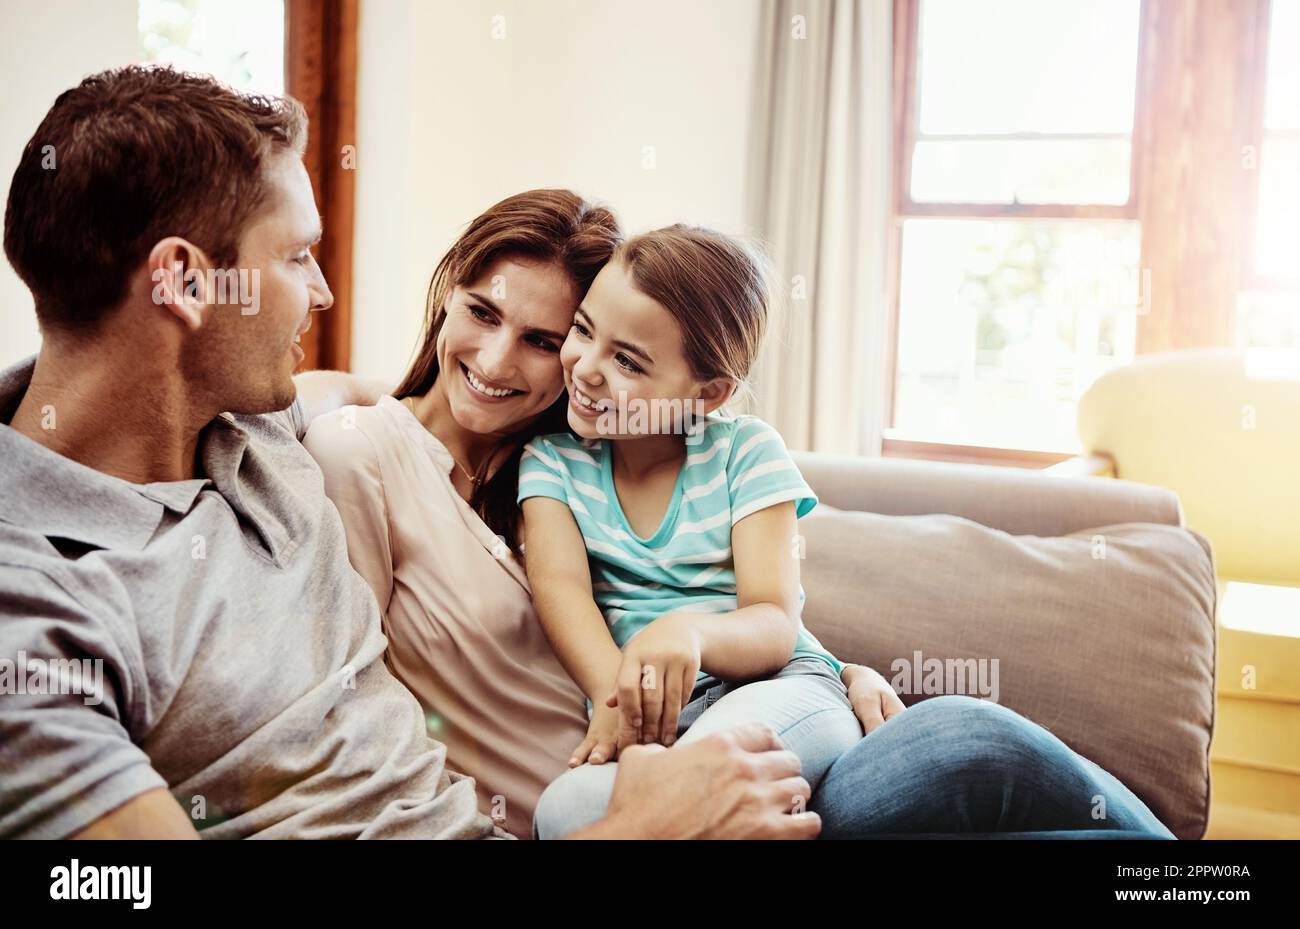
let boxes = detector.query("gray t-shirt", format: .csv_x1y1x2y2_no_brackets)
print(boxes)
0,356,503,838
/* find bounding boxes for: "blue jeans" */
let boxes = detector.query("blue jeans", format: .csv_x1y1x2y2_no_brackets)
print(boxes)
811,695,1176,839
534,657,863,839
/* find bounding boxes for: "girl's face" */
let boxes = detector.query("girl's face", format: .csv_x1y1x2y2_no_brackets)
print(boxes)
560,258,729,440
435,257,576,438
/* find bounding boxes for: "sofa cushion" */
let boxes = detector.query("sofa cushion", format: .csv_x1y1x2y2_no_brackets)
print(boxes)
798,505,1217,839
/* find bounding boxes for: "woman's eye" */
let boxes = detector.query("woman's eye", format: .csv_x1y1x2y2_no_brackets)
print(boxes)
572,322,590,338
615,353,642,375
293,252,311,265
468,305,493,322
528,335,559,352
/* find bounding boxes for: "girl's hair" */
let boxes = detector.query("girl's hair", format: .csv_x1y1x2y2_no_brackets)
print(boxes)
394,189,622,553
615,225,774,407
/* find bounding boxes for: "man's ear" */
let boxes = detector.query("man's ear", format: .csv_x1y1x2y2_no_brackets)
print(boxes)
147,237,213,331
696,377,737,416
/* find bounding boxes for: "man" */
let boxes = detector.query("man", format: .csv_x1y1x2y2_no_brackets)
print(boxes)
0,66,818,839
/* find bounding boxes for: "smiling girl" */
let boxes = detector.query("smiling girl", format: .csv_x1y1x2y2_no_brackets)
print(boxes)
518,225,864,838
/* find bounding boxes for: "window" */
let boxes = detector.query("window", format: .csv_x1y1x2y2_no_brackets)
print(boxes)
890,0,1143,454
138,0,285,95
1239,0,1300,349
888,0,1293,462
1254,0,1300,284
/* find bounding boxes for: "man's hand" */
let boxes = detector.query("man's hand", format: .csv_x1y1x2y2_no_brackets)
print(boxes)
606,613,701,747
571,723,820,840
841,663,906,733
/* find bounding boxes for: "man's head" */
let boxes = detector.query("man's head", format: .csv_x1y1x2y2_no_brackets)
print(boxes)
3,65,332,413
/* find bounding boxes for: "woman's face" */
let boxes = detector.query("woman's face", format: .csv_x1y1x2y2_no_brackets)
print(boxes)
435,256,577,438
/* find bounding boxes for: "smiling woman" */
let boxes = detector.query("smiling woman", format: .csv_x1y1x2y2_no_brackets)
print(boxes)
300,190,622,836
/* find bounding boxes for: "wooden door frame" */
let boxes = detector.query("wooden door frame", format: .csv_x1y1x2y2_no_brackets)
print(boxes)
286,0,358,372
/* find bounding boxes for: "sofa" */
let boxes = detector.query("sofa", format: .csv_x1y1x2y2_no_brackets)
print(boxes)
790,451,1218,840
1062,347,1300,837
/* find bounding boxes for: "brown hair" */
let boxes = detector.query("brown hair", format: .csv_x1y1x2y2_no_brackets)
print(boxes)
616,224,774,405
4,65,306,330
394,189,622,553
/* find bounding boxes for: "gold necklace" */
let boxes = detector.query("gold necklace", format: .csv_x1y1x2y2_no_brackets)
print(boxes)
402,396,483,486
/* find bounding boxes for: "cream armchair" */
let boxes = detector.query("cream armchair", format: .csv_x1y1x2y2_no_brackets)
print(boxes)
1051,347,1300,837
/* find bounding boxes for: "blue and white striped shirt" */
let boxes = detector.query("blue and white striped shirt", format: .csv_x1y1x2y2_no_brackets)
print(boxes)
517,414,841,675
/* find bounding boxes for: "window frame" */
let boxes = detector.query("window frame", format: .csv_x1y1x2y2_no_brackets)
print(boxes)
286,0,358,372
885,0,1273,465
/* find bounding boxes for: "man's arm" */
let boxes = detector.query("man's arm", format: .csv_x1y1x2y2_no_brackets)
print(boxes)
70,788,199,839
567,724,821,840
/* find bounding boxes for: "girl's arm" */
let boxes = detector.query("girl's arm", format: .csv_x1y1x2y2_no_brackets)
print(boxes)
521,496,624,701
673,500,801,680
839,663,908,732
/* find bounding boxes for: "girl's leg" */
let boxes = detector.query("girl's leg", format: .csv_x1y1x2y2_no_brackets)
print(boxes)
673,657,863,793
809,694,1176,839
533,659,862,839
532,760,620,840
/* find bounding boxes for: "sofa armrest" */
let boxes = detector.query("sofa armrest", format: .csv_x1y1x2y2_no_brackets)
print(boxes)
1042,453,1116,478
791,451,1181,536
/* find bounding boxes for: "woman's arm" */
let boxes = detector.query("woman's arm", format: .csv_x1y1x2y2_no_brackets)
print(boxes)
302,410,395,610
293,370,390,429
672,501,801,681
521,496,623,700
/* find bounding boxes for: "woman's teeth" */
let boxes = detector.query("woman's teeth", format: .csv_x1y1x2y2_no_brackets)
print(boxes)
573,387,607,411
464,365,519,398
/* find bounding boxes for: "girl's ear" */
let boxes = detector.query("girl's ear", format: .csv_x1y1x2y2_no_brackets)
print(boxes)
696,377,737,416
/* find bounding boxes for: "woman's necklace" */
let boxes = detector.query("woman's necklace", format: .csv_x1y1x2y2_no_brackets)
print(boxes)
401,396,483,486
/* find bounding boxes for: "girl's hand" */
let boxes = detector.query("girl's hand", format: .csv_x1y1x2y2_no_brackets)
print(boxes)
570,700,623,766
841,663,906,733
606,613,702,748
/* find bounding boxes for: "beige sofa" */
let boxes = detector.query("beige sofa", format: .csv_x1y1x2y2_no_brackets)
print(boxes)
792,452,1217,840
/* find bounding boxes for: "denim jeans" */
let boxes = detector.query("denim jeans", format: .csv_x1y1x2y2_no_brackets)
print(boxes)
810,694,1176,839
533,657,863,839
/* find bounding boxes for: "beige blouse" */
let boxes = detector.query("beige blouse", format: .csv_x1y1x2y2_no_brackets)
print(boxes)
302,396,588,837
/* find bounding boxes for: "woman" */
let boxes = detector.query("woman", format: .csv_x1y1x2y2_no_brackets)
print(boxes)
302,189,1174,840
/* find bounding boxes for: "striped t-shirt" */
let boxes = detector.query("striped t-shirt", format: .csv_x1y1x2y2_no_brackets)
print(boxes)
516,414,841,676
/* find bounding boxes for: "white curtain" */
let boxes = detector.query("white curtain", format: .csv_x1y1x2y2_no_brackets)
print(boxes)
743,0,893,456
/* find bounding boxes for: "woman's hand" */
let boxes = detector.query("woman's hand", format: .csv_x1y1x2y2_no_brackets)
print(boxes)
840,663,906,733
606,613,702,748
570,700,623,767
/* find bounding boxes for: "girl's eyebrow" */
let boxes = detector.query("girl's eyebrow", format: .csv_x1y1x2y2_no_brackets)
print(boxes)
468,291,567,342
575,306,655,366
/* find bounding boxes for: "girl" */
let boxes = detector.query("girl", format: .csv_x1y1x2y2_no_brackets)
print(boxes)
518,225,864,838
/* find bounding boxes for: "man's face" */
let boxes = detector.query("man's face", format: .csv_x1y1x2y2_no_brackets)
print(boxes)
182,151,332,414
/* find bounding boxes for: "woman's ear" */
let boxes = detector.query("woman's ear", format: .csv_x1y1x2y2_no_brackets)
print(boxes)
696,377,737,416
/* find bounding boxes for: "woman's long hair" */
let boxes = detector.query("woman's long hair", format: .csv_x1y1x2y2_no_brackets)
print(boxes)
393,189,622,554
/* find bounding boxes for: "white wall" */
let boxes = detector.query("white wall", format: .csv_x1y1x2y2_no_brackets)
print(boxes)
350,0,762,380
0,0,763,378
0,0,142,367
